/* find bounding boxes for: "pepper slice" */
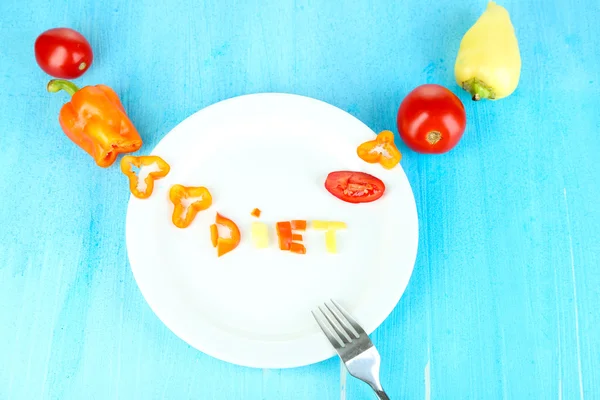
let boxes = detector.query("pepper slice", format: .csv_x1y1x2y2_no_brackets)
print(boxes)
357,130,402,169
290,242,306,254
169,184,212,228
311,221,347,253
47,79,143,167
251,222,269,249
120,155,170,199
210,213,241,257
311,220,347,230
277,221,307,254
210,224,219,247
276,221,293,251
291,220,307,230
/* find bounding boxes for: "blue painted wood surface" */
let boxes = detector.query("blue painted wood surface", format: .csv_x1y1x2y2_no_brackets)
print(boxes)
1,0,599,398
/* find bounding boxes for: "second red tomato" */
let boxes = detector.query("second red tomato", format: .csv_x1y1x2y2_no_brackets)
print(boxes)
397,84,466,154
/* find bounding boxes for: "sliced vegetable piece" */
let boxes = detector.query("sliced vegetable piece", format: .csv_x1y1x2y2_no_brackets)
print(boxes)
169,184,212,228
120,155,170,199
212,213,241,257
324,171,385,204
276,221,293,250
312,220,348,230
290,242,306,254
251,208,261,218
291,220,307,230
357,130,402,169
277,221,307,254
311,220,330,230
327,221,347,230
210,224,218,247
325,230,338,253
312,221,347,253
251,222,269,249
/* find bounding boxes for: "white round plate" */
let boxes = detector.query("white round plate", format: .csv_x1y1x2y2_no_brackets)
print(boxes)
125,93,418,369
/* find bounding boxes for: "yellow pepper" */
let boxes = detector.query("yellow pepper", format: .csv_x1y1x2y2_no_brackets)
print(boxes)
454,1,521,101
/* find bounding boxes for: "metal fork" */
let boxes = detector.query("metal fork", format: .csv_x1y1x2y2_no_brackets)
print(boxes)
312,300,390,400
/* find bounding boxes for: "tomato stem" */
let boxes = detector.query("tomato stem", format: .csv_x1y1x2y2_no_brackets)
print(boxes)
426,131,442,145
47,79,80,96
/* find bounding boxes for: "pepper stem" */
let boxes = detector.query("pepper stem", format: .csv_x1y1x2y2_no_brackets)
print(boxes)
462,78,495,101
47,79,80,96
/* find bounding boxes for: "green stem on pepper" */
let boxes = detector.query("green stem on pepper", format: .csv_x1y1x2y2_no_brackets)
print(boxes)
47,79,80,96
462,78,495,101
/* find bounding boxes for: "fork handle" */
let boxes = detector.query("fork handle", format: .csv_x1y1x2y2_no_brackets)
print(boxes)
375,390,390,399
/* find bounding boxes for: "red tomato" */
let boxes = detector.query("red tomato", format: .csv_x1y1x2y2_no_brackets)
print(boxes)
34,28,93,79
324,171,385,204
397,84,467,154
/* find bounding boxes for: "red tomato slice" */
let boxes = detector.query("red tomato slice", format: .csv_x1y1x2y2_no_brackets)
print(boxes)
324,171,385,204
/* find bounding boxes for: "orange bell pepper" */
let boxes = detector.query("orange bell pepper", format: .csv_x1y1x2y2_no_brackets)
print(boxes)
47,79,143,168
357,130,401,169
120,155,170,199
210,213,241,257
169,184,212,228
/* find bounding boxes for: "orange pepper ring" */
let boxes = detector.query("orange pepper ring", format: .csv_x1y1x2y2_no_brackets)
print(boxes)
120,155,170,199
357,130,401,169
169,184,212,228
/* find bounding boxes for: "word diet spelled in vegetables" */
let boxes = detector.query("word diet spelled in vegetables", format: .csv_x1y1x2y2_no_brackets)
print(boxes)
120,156,349,257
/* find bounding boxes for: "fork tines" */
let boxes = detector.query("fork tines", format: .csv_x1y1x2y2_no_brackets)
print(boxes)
312,299,366,349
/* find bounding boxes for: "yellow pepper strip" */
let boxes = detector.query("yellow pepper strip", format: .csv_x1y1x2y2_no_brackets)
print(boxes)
311,220,330,230
311,220,347,230
356,130,402,169
454,1,521,100
325,230,338,254
251,222,269,249
311,221,347,253
327,221,347,230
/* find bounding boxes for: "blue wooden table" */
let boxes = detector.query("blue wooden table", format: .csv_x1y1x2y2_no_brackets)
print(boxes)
1,0,599,398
